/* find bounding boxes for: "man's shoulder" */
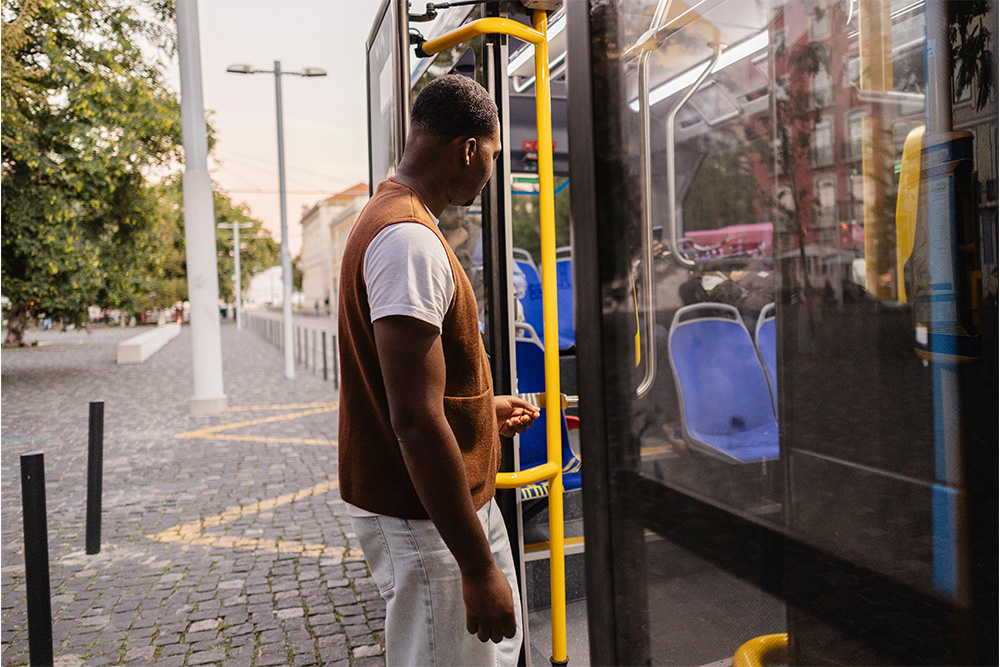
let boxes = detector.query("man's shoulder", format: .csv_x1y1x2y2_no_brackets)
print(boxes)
362,179,432,226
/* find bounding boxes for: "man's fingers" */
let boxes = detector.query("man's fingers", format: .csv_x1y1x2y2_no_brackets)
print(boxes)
507,397,540,414
477,624,491,642
504,617,517,639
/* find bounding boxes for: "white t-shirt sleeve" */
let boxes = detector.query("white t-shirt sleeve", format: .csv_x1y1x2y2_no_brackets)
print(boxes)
363,223,455,331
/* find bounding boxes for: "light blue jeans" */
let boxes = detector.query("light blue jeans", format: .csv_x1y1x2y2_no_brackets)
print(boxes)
351,499,523,666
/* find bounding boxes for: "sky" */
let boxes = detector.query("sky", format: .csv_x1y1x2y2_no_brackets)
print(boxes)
166,0,386,257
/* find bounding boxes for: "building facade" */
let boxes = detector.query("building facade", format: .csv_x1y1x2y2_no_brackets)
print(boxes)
297,183,368,316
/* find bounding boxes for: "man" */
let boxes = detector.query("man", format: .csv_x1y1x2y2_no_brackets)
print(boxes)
338,74,539,666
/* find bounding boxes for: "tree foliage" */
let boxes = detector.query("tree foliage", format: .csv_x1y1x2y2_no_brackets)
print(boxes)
148,179,281,310
1,0,181,345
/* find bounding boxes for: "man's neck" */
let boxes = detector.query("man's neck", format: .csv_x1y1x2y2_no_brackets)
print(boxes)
392,169,448,218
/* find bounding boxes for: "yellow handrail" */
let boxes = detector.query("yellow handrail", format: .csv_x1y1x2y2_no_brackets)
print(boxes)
895,125,924,302
420,17,544,53
496,461,561,488
420,10,568,665
733,633,788,667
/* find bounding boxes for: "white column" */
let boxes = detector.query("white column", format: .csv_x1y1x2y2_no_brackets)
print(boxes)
176,0,227,414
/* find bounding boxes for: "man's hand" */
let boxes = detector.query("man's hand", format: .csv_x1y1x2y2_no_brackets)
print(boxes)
494,395,540,437
462,563,518,643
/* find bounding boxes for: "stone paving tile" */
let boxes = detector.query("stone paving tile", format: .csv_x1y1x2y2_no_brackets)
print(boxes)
2,318,384,665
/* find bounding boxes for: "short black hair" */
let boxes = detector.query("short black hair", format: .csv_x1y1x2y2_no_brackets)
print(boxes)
410,74,498,143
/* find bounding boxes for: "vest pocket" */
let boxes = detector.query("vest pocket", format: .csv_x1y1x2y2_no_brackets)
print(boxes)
443,389,499,501
442,389,496,452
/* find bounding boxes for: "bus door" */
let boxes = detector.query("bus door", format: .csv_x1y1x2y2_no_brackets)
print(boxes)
566,0,997,664
378,2,579,663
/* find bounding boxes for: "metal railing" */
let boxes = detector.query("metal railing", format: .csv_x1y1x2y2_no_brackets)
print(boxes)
245,311,339,387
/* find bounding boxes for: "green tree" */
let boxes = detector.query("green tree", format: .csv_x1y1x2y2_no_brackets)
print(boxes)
213,191,280,304
2,0,181,345
146,179,280,311
511,176,571,266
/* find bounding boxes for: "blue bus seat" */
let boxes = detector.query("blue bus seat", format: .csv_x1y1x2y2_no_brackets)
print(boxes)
667,303,779,463
755,302,778,414
514,257,575,351
515,260,545,338
555,257,575,350
514,324,582,500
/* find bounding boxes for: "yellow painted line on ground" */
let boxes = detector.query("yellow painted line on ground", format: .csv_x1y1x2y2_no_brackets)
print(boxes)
227,402,338,412
147,480,344,557
178,536,342,559
175,405,337,440
640,445,674,456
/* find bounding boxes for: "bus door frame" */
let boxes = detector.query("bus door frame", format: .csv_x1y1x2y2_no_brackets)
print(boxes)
478,8,531,665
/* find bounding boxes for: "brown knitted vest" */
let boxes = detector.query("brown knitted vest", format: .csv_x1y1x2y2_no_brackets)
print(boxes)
337,178,500,519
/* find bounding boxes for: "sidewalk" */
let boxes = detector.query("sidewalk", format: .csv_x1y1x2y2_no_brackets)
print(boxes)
1,321,384,666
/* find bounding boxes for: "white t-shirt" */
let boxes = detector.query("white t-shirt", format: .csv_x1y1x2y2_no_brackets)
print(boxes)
363,221,455,331
346,216,455,519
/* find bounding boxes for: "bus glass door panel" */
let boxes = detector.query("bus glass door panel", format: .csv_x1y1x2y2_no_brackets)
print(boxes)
571,0,998,664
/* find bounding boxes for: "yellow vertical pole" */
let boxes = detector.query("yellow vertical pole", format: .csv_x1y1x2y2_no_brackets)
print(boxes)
531,8,568,665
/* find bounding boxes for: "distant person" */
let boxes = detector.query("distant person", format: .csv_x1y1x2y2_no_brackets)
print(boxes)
338,74,537,666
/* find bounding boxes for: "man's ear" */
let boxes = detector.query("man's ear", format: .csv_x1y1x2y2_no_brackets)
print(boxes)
462,137,477,166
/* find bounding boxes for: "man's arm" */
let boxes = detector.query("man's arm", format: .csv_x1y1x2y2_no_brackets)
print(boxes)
373,315,516,644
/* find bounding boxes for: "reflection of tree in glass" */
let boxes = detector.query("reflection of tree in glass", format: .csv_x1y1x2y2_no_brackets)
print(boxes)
684,133,769,233
412,36,484,102
511,177,571,266
951,1,994,110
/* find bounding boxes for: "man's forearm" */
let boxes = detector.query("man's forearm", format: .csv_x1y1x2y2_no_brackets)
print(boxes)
395,415,494,575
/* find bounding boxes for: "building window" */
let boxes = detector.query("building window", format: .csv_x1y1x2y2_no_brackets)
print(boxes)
811,117,834,166
812,68,832,108
844,109,867,161
849,171,865,222
811,1,830,39
814,175,837,228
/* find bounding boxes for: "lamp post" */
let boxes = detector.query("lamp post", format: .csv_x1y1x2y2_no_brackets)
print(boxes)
176,0,226,414
218,221,254,330
226,61,327,379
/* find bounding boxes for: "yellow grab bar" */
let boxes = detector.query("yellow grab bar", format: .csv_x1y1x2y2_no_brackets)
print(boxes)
733,633,788,667
496,461,561,489
419,17,544,56
419,10,568,665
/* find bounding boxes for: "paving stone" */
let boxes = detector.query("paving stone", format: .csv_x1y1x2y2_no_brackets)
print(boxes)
188,618,220,633
255,652,291,667
188,648,226,664
353,643,385,658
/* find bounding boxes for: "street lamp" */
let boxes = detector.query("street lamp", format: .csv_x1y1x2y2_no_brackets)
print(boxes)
217,221,254,330
227,61,327,380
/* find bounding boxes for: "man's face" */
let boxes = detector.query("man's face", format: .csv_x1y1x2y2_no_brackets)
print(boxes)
452,121,502,207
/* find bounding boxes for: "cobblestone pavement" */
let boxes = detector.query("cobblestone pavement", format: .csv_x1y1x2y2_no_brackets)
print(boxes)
1,318,386,666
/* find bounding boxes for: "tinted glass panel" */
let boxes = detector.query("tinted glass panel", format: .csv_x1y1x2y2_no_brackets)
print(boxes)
573,0,998,663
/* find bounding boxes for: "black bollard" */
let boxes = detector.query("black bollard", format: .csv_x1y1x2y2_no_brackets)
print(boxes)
322,332,328,381
20,452,54,667
86,400,104,555
312,330,317,372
